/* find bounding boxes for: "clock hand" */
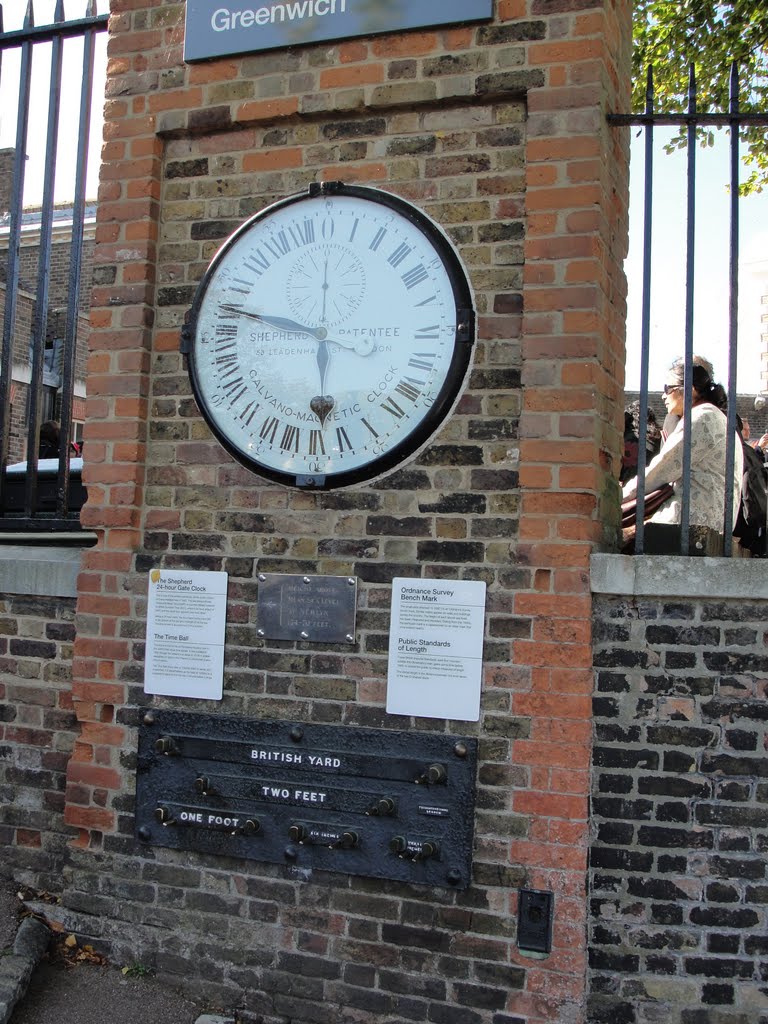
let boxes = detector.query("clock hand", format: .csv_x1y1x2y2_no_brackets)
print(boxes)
220,305,374,355
310,339,337,428
320,257,329,324
317,337,330,396
328,334,374,357
220,305,323,337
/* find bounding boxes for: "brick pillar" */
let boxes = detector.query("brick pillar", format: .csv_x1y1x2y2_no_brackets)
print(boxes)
64,2,633,1022
65,32,163,840
511,0,632,1016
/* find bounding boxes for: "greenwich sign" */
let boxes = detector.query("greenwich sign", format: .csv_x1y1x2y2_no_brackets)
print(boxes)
184,0,494,62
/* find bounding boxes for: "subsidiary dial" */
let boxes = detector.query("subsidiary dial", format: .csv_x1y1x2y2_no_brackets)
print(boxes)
286,243,366,327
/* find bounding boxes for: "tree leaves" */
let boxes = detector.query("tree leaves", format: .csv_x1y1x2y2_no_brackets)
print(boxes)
633,0,768,194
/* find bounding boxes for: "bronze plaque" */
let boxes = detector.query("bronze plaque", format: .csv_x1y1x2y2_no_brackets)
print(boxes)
257,573,357,644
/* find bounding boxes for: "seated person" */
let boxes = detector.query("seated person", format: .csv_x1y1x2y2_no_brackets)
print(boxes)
620,410,639,483
734,415,768,557
621,400,662,483
622,356,743,546
38,420,61,460
37,420,80,461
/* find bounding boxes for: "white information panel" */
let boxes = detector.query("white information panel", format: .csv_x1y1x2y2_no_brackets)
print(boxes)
144,569,228,700
386,577,487,722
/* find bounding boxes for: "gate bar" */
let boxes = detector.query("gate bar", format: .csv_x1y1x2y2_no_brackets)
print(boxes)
722,64,741,555
0,0,34,510
679,66,699,554
24,0,66,516
57,0,98,519
633,68,655,555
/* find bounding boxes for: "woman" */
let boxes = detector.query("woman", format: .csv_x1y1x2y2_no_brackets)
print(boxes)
622,356,743,545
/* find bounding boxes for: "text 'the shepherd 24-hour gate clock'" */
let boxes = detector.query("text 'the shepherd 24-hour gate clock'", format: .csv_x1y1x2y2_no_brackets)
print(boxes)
181,181,476,489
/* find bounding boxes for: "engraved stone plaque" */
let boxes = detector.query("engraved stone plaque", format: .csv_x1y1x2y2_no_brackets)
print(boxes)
257,573,357,644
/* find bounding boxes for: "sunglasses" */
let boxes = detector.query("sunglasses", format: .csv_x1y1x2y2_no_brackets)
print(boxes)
663,384,683,395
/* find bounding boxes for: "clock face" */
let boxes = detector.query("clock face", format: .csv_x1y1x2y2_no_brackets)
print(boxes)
183,182,475,489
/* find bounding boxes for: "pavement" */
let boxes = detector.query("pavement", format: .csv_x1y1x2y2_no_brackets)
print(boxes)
0,880,235,1024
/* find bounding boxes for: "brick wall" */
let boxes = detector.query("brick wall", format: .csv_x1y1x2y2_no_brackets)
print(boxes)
1,218,93,462
0,593,79,888
1,2,633,1023
0,148,12,217
15,232,95,315
0,283,35,461
590,588,768,1023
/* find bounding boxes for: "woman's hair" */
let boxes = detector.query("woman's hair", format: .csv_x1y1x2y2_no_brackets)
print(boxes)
668,356,728,411
39,420,60,446
626,399,660,438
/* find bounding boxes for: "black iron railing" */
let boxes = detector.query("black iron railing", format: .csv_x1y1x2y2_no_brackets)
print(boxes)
0,0,107,531
608,64,768,557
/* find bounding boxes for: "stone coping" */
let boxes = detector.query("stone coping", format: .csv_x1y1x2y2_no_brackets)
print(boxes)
0,543,92,598
2,545,764,602
591,552,768,599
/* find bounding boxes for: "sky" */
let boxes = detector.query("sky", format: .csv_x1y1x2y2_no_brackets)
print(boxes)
0,0,109,203
2,2,767,395
624,129,768,395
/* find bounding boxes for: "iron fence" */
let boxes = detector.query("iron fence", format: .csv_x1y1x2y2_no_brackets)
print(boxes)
609,64,768,557
0,0,107,531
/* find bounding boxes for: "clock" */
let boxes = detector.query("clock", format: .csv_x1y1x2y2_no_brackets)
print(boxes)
181,181,475,489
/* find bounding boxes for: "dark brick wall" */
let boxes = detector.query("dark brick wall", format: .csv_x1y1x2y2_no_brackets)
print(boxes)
590,593,768,1024
0,593,79,888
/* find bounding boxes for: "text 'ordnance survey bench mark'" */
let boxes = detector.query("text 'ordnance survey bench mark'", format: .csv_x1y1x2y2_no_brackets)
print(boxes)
144,569,228,700
386,578,487,722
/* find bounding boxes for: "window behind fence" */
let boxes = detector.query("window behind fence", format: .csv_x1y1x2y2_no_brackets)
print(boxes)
0,0,107,533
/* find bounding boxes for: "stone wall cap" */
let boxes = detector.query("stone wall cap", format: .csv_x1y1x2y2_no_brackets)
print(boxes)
0,543,88,598
591,552,768,599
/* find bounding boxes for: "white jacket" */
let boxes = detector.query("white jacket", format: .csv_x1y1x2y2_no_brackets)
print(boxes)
622,403,743,533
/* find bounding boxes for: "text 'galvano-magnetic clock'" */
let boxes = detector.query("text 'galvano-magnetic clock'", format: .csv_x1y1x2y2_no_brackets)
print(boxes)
181,181,476,489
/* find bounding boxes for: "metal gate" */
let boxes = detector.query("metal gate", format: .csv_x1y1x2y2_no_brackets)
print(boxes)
608,65,768,556
0,0,108,531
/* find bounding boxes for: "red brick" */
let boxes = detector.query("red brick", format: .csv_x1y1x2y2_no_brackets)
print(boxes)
67,762,122,790
371,32,438,57
188,61,239,85
513,639,592,668
498,0,528,17
528,39,603,64
321,163,387,183
525,184,602,211
339,40,368,62
16,830,42,848
64,805,116,830
514,792,588,819
236,98,299,122
510,839,588,872
243,148,304,172
320,64,385,88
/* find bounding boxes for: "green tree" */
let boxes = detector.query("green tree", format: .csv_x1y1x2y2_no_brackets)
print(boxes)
633,1,768,193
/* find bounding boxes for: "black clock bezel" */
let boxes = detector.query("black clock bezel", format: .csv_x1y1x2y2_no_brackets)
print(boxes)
181,181,476,490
